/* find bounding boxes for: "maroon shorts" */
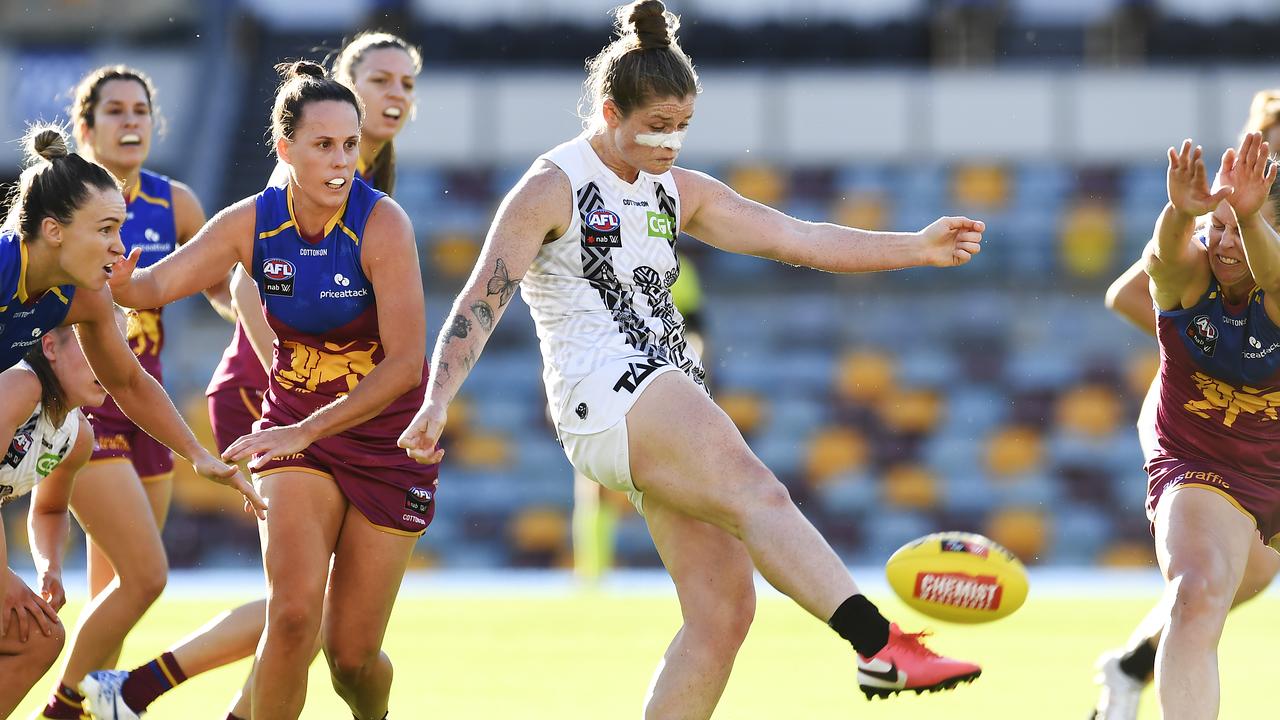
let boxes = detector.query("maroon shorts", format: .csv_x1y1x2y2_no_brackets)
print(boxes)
1146,455,1280,546
87,414,174,482
254,441,438,537
207,386,264,454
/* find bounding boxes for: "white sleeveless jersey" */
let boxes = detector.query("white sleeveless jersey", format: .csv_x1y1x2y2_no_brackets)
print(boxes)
523,135,707,426
0,363,79,506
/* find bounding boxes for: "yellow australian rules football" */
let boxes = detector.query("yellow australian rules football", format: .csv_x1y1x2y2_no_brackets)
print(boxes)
885,531,1028,623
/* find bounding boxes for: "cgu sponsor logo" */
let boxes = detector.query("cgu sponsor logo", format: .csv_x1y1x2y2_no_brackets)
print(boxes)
914,572,1003,611
587,209,620,233
646,212,675,241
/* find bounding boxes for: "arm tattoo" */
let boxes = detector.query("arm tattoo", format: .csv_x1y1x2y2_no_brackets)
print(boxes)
470,300,495,332
444,314,472,343
485,258,521,308
433,361,451,389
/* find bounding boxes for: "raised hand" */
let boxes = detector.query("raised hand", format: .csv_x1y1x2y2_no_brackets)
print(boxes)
398,402,447,465
191,451,268,520
37,569,65,612
1167,139,1231,217
106,247,142,294
920,216,985,268
1221,131,1279,219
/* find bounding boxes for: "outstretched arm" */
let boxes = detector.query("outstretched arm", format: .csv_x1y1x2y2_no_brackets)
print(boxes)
673,167,983,272
27,414,91,612
173,181,234,322
231,265,274,372
1147,140,1226,310
1105,256,1157,336
398,161,570,464
65,286,267,518
1221,133,1280,312
109,198,254,310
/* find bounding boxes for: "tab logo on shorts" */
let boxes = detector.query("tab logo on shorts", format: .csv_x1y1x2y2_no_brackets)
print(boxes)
583,209,622,249
262,258,295,297
1187,314,1217,357
405,485,433,513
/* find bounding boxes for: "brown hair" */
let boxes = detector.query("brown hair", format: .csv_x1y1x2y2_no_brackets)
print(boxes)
580,0,700,130
270,60,364,149
331,31,422,195
3,124,121,242
70,65,163,145
1244,89,1280,139
23,326,75,427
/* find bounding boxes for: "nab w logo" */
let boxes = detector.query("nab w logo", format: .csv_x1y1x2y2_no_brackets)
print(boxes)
263,258,296,297
613,358,668,394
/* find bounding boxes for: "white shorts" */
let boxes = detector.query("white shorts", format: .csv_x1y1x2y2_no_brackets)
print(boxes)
556,355,679,515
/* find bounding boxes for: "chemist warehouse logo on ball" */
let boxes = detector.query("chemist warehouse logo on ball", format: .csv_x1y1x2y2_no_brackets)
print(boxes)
914,572,1003,611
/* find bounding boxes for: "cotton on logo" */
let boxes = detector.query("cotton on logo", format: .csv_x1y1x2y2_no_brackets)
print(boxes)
333,273,351,287
587,209,620,233
263,259,295,280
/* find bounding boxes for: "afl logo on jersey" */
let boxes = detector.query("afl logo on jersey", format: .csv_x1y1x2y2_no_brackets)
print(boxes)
587,210,620,233
1187,314,1218,357
583,208,623,249
263,258,296,297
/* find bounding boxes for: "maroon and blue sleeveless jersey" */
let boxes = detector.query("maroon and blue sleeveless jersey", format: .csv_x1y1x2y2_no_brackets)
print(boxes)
251,178,426,451
209,162,371,397
89,169,178,425
1153,278,1280,481
0,231,74,370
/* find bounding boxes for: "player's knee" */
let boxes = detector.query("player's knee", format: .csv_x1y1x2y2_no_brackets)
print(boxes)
126,559,168,605
729,472,792,522
30,619,66,669
265,595,322,646
687,588,755,656
325,641,381,685
1167,569,1233,627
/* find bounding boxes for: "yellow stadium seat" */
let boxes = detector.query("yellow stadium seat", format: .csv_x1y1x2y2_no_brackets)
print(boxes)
718,391,766,437
951,164,1008,210
511,506,570,555
835,350,896,405
1125,350,1160,398
832,194,887,231
432,233,482,279
984,426,1043,478
1060,201,1117,278
1099,541,1155,568
727,165,785,206
878,388,944,435
882,464,939,510
1056,384,1123,437
985,507,1048,563
453,432,512,468
805,427,869,486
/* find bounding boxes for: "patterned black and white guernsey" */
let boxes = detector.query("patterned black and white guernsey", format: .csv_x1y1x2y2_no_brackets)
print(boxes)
524,134,707,434
0,362,79,506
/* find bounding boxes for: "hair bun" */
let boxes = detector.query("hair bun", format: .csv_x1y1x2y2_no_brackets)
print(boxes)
25,125,69,164
276,60,326,81
627,0,673,50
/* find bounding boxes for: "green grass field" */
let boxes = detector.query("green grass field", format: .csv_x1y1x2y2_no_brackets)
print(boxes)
16,587,1279,718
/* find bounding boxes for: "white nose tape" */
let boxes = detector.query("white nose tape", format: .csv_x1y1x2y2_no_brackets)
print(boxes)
635,130,686,151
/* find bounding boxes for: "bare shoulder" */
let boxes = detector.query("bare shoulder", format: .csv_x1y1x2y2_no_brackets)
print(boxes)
672,166,728,205
170,180,209,242
0,364,42,416
363,196,416,255
517,158,572,204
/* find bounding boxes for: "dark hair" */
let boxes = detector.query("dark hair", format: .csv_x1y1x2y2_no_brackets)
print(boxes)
23,326,74,427
3,124,121,241
580,0,699,129
70,65,163,144
270,60,364,151
331,31,422,195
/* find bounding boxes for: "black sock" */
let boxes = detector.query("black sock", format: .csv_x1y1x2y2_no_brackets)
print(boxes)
828,594,891,657
1118,637,1157,681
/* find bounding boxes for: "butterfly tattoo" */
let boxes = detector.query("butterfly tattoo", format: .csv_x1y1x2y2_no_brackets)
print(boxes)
486,258,521,308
